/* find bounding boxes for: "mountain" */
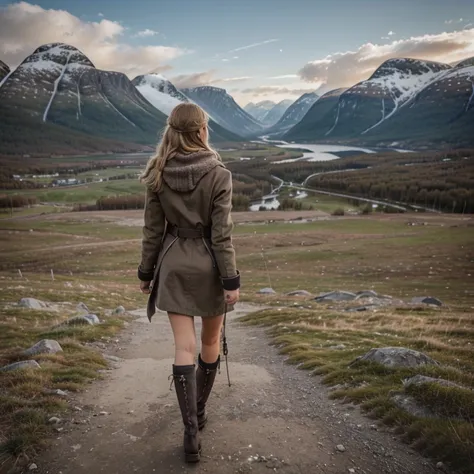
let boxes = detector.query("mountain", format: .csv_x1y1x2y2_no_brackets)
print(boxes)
360,62,474,148
132,74,241,142
0,60,10,83
181,86,264,137
0,43,171,155
284,58,474,148
133,73,189,115
284,88,347,140
261,100,293,126
244,100,276,122
455,57,474,69
265,92,319,135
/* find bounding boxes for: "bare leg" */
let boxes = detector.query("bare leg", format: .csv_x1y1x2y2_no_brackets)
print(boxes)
200,315,224,363
168,313,196,366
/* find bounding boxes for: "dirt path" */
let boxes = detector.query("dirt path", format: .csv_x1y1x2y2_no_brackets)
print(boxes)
34,304,438,474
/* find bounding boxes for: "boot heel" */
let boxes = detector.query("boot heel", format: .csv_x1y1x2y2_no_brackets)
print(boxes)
185,452,201,463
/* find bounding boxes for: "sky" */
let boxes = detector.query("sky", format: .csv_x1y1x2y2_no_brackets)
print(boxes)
1,0,474,106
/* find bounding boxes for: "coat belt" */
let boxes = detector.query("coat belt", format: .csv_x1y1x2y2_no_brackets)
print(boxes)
167,223,211,239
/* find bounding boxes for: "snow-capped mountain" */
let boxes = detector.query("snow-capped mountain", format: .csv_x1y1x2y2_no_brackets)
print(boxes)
132,74,241,142
181,86,264,137
244,100,276,122
261,100,292,126
363,61,474,148
285,58,474,147
0,43,168,153
265,92,319,135
325,59,451,137
0,60,10,83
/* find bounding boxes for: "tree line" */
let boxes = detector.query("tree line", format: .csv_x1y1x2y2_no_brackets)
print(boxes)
306,159,474,213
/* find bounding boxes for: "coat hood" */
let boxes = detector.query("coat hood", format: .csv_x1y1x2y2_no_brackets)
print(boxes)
162,150,223,192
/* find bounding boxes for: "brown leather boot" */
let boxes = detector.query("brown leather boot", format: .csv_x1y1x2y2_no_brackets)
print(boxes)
196,354,220,430
172,364,201,463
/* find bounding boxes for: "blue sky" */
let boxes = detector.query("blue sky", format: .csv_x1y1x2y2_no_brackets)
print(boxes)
1,0,474,104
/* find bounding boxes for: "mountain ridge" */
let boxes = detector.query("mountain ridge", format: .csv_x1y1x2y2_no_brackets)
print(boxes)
181,86,264,137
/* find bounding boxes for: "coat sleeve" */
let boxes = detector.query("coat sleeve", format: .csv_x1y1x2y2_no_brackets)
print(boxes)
210,168,240,291
138,187,166,281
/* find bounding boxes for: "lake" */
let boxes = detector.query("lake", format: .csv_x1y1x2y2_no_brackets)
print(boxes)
274,143,375,163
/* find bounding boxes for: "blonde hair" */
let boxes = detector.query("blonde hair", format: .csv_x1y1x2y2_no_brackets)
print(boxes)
140,103,217,190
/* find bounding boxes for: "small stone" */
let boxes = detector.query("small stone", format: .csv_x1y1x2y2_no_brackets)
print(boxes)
336,444,346,452
315,291,356,302
329,344,346,350
29,463,38,471
74,406,82,411
436,462,445,470
348,469,356,474
99,411,109,416
112,306,126,315
0,360,41,372
411,296,442,307
47,389,68,397
286,290,312,297
19,298,47,309
48,417,61,424
257,288,277,295
103,354,122,363
370,424,377,430
23,339,63,356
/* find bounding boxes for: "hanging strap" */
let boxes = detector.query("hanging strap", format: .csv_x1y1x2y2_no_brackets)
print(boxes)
221,304,231,387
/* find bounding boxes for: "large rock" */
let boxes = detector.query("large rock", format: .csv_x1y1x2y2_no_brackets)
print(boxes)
18,298,47,309
355,290,392,300
0,360,41,372
315,291,356,302
286,290,312,297
23,339,63,356
350,347,439,368
391,393,436,418
411,296,443,307
58,314,100,327
257,288,277,295
403,374,467,390
112,306,126,315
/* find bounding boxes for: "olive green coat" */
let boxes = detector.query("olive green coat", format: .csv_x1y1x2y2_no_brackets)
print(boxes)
138,150,239,320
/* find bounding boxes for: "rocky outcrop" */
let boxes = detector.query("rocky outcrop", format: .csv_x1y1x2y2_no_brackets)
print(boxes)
350,347,439,368
23,339,63,356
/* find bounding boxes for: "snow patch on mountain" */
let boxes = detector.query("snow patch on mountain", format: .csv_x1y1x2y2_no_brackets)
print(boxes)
43,52,73,122
132,73,190,115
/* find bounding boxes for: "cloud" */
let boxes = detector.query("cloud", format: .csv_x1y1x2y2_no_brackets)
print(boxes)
299,28,474,90
388,31,395,36
135,28,159,38
240,86,316,97
445,18,467,25
219,76,252,83
98,12,104,17
225,39,278,54
171,70,252,88
269,74,299,79
0,2,186,77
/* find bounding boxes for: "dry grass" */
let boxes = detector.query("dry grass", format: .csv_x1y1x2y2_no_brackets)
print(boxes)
240,303,474,472
0,304,126,469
